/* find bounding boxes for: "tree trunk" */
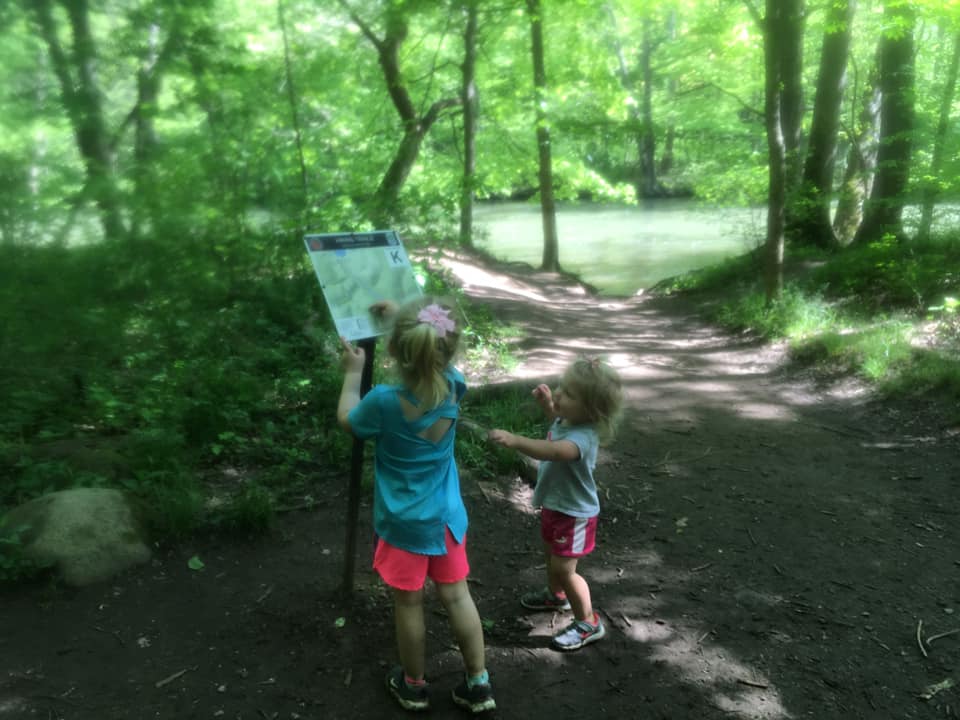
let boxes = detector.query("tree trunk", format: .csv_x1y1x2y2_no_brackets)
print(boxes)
833,62,881,245
278,0,309,212
853,3,916,245
917,30,960,240
459,0,479,250
779,0,805,195
763,0,788,302
527,0,559,271
791,0,854,249
33,0,126,243
339,1,460,223
637,17,660,199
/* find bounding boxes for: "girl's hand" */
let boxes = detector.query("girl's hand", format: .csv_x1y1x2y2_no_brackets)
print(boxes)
340,336,365,373
532,384,554,413
487,429,515,449
369,300,399,319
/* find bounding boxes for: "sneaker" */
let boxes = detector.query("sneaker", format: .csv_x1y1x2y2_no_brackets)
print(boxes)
452,676,496,714
551,615,606,651
385,667,429,712
520,587,571,611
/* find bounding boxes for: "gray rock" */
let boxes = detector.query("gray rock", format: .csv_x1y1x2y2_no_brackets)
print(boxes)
1,488,151,586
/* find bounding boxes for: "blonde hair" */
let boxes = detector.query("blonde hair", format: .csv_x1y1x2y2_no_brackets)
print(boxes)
562,357,623,442
388,295,462,409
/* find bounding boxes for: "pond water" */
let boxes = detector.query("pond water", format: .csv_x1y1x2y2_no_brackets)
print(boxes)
473,201,764,296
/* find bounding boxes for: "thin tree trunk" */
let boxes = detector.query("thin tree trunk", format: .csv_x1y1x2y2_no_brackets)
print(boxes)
33,0,125,242
854,3,916,245
459,0,478,249
278,0,309,211
833,60,881,245
527,0,559,271
339,1,460,223
763,0,787,301
779,0,805,195
791,0,854,249
917,30,960,240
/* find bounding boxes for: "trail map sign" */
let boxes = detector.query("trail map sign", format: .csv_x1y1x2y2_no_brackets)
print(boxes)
304,230,421,340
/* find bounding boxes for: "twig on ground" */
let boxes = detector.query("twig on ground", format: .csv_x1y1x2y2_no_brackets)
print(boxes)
154,668,189,689
747,528,758,545
926,628,960,645
256,585,274,604
870,636,891,652
91,626,124,646
917,620,929,658
736,678,769,689
697,628,712,644
691,562,713,573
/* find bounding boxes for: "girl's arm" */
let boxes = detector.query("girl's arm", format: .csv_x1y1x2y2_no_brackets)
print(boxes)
337,337,365,433
487,429,580,462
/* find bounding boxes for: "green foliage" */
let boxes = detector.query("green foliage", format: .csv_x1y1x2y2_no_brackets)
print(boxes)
808,235,960,311
459,389,545,479
716,286,838,339
0,521,49,585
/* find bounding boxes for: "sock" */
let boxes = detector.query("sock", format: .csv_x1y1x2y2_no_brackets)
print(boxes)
466,669,489,688
404,674,426,687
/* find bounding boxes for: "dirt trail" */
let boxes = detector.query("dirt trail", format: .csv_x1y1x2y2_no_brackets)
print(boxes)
1,252,958,720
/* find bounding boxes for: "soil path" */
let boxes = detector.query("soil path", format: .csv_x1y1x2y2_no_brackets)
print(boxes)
2,252,958,720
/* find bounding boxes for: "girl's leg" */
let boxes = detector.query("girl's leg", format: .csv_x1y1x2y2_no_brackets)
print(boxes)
435,579,486,677
548,554,594,622
392,587,426,680
542,541,564,596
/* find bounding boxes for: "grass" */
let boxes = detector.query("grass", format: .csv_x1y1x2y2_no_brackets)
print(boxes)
664,231,960,415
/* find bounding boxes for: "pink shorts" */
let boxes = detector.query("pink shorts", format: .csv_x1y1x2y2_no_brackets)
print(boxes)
540,508,597,558
373,528,470,591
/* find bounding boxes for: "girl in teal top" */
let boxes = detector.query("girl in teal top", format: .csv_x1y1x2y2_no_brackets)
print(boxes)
337,296,495,714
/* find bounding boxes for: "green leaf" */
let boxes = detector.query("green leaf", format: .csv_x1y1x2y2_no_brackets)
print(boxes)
334,616,346,628
188,555,205,571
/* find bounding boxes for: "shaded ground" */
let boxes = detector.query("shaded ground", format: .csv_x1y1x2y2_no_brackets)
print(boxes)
3,251,959,720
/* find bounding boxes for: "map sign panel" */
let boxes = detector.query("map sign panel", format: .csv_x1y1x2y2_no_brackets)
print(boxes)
304,230,422,340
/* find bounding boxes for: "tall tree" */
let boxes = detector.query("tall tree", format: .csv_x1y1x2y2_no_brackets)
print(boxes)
832,58,882,245
754,0,803,300
917,29,960,240
338,0,461,223
31,0,126,243
853,1,916,245
791,0,855,249
527,0,559,271
278,0,309,215
459,0,479,249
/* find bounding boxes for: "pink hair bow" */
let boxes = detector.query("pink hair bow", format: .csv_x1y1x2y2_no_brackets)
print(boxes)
417,303,456,338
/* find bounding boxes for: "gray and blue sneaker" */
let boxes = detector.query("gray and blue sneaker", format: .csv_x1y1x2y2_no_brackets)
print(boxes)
551,615,606,651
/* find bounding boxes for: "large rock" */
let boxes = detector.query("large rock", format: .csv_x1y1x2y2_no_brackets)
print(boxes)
1,488,151,586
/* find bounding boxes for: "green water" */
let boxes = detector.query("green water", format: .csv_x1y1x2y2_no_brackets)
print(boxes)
474,201,762,296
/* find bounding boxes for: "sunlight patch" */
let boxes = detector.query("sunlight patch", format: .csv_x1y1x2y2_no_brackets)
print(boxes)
622,619,674,644
650,631,791,719
0,698,27,715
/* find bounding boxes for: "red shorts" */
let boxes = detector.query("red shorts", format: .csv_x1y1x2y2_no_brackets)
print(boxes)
540,508,597,557
373,528,470,591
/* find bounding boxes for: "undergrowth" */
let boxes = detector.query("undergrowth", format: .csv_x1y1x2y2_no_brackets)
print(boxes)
663,232,960,414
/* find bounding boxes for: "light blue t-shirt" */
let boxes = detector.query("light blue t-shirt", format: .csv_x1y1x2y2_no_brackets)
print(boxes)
347,367,468,555
532,419,600,518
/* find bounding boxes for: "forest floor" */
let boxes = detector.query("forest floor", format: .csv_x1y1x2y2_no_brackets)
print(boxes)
2,250,960,720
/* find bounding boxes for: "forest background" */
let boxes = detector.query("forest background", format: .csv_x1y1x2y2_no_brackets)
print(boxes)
1,0,959,576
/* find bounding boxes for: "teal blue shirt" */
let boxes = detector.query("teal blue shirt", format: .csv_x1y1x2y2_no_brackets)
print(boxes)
348,367,468,555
